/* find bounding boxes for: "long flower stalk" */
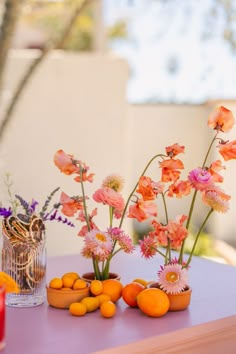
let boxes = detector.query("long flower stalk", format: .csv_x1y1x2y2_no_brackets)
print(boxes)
119,153,165,228
179,130,219,263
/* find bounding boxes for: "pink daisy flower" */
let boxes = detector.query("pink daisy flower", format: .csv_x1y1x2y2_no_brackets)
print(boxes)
158,263,188,294
202,187,231,213
107,227,135,253
139,232,159,259
83,229,113,261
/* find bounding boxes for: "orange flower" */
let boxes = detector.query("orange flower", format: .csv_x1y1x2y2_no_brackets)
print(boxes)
165,143,185,157
167,180,192,198
218,140,236,161
60,192,83,217
128,199,157,222
207,106,234,132
208,160,225,183
54,150,79,175
73,161,95,183
160,158,184,182
136,176,157,201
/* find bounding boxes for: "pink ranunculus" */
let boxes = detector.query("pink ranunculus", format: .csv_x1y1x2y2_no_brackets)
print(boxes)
93,187,125,211
188,168,213,191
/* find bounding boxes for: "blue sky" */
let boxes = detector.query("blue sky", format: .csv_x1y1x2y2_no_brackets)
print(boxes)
104,0,236,104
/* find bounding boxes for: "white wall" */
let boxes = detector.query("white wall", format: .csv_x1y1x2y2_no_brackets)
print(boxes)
0,50,129,256
1,50,236,255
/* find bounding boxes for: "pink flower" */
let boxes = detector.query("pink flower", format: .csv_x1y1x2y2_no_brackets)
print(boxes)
102,174,124,192
188,168,213,191
82,229,113,262
108,227,135,253
139,232,159,259
202,187,231,213
158,263,189,294
93,187,125,211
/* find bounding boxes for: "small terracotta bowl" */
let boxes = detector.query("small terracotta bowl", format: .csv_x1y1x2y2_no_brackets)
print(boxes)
46,286,90,309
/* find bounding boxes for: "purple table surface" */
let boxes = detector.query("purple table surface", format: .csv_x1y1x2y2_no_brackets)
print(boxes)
3,250,236,354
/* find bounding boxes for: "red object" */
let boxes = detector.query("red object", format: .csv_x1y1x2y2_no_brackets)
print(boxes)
0,286,5,349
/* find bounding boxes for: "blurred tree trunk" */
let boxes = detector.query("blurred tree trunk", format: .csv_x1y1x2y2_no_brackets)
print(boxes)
0,0,23,93
0,0,95,142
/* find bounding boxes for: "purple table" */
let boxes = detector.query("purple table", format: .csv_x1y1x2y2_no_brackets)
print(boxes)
3,251,236,354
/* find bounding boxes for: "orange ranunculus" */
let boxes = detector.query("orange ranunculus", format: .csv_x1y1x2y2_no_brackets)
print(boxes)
60,191,83,217
54,150,79,175
167,180,192,198
218,140,236,161
207,106,235,132
128,199,157,222
165,143,185,157
208,160,225,183
136,176,157,201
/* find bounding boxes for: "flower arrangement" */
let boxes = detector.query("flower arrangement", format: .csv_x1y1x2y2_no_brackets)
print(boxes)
0,179,74,244
54,106,236,290
54,153,135,280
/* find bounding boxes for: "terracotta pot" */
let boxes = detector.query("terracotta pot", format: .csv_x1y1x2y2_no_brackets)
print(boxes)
148,282,192,311
81,272,120,283
46,286,90,309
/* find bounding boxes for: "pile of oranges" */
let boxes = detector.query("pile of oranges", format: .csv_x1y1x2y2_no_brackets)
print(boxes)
48,273,171,318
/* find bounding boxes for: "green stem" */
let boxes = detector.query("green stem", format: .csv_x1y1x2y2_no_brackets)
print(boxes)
161,192,171,264
109,206,114,227
93,259,101,280
184,208,214,268
202,131,219,168
179,130,219,263
119,154,166,228
79,165,90,232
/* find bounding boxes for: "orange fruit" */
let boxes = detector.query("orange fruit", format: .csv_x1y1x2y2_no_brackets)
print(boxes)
122,282,145,307
96,293,111,306
132,278,148,287
90,280,103,296
0,272,19,293
137,288,170,317
62,272,80,281
81,297,99,312
62,275,75,288
100,301,116,318
61,287,73,291
73,279,87,290
102,279,123,302
49,277,63,289
69,302,87,316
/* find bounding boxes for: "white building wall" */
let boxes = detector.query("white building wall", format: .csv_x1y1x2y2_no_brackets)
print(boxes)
1,51,236,255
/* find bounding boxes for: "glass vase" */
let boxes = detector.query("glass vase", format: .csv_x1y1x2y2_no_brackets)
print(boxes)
1,216,46,307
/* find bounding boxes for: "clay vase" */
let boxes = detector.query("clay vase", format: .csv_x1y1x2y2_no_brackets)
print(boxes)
81,272,120,283
148,282,192,311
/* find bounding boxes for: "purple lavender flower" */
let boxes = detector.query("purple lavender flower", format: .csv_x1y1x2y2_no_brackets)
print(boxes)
0,207,12,218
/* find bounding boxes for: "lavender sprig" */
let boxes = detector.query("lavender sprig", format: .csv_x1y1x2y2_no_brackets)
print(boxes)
0,207,12,218
39,187,60,219
43,209,74,227
15,195,31,216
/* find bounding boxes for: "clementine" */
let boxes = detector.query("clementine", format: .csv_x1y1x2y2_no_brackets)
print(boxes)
100,301,116,318
90,280,103,296
122,282,145,307
102,279,123,302
137,288,170,317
